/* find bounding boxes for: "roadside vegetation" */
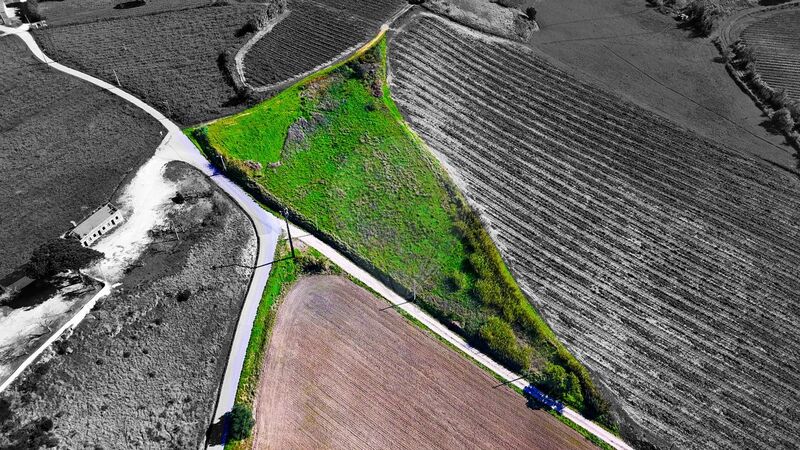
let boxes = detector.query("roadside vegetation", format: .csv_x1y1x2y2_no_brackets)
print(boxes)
722,32,800,151
0,162,257,449
226,240,339,450
188,38,613,426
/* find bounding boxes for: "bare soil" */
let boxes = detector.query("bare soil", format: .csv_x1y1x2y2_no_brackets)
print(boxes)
530,0,795,170
253,275,595,450
0,34,164,277
0,162,256,449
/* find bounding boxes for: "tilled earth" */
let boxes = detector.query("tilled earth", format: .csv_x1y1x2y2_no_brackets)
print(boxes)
0,162,256,449
252,275,595,450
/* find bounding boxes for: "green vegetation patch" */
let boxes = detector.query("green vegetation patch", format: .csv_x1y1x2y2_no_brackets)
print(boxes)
189,39,612,425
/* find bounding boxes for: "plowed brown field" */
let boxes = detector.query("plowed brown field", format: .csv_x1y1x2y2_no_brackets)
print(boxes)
388,14,800,449
253,276,594,450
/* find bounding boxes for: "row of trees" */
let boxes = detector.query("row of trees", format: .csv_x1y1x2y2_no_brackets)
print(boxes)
733,41,800,136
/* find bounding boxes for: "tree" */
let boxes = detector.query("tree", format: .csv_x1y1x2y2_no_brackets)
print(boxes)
25,239,103,279
525,7,537,20
20,0,45,23
226,404,254,442
772,108,795,133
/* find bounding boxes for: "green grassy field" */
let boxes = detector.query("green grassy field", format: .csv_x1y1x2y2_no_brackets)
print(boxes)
188,39,613,425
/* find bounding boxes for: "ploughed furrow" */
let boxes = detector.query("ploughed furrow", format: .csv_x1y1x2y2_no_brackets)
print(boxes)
742,10,800,100
393,43,800,292
398,25,800,253
243,0,378,88
388,14,800,449
398,86,800,405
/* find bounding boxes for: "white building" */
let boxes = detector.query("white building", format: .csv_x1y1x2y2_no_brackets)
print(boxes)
70,203,124,247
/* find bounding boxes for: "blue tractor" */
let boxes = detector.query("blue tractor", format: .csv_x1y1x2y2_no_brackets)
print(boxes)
523,384,565,414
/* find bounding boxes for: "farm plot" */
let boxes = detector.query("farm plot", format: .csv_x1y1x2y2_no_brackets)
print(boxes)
254,275,595,450
388,15,800,449
0,34,163,277
192,40,613,425
242,0,406,89
37,0,215,26
742,9,800,101
0,162,256,449
33,2,281,125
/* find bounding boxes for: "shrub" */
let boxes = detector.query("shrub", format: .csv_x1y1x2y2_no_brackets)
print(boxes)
737,45,757,65
525,7,537,20
176,289,191,302
226,404,254,442
478,316,531,372
684,1,724,36
19,0,45,23
768,88,790,109
25,239,103,279
447,270,468,292
787,101,800,122
533,363,585,410
772,108,795,133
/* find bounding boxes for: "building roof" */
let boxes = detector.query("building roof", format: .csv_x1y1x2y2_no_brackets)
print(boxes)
72,203,118,238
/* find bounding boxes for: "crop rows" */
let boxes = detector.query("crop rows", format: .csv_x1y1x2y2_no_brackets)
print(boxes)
388,15,800,449
242,0,405,88
742,10,800,101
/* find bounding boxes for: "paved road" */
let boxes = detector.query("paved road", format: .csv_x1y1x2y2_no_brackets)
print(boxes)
0,24,282,449
1,23,632,450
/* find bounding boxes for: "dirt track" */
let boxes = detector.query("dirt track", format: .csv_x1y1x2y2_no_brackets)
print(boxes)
252,275,593,450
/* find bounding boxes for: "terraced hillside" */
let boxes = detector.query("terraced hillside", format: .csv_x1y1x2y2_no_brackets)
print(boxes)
242,0,405,88
388,14,800,449
742,9,800,101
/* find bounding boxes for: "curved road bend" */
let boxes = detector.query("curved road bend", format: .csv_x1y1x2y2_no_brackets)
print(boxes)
0,24,632,450
0,25,282,449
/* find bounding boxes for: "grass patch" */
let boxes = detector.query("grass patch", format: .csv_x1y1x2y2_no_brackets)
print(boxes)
188,38,614,427
225,239,297,450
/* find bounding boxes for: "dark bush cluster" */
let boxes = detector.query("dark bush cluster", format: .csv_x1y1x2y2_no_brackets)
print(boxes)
19,0,45,23
225,404,254,442
24,239,103,279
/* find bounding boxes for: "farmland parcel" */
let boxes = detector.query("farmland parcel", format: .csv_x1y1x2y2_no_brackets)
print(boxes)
33,0,285,125
253,275,595,450
741,8,800,102
190,40,614,426
0,34,163,277
241,0,407,90
388,14,800,449
0,163,256,449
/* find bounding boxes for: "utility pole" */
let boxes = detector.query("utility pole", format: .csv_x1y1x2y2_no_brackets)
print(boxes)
218,154,227,172
283,209,295,258
112,69,121,88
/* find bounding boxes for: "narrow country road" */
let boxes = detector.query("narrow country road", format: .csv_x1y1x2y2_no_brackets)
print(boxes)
1,23,632,450
0,24,282,449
